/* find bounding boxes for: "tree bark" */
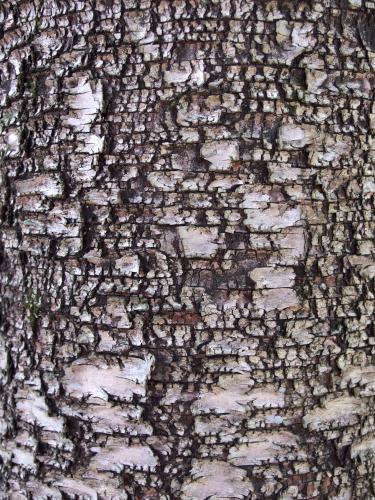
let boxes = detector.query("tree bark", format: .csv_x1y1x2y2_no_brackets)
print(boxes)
0,0,375,498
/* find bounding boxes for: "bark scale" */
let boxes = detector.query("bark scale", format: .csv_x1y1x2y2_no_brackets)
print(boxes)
0,0,375,499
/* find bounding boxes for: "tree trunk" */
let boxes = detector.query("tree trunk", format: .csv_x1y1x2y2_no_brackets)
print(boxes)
1,0,374,498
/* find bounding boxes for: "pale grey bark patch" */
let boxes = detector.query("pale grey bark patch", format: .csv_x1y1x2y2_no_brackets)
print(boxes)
62,355,154,402
15,175,63,198
302,397,366,431
180,460,254,500
177,226,219,258
228,431,306,466
90,440,158,473
192,374,284,415
16,390,64,432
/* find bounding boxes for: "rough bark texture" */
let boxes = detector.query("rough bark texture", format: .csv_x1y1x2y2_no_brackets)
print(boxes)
0,0,375,499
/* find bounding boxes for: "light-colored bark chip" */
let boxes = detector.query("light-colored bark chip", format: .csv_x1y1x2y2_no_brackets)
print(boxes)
278,124,318,149
228,431,306,466
60,402,152,435
275,21,317,64
54,478,97,500
192,374,284,415
200,141,239,171
15,175,63,198
16,391,63,433
351,437,375,460
253,288,300,312
178,226,219,258
302,397,366,431
181,460,253,500
249,267,296,289
244,205,301,231
340,365,375,393
62,355,154,402
164,60,205,86
63,77,103,132
90,440,158,473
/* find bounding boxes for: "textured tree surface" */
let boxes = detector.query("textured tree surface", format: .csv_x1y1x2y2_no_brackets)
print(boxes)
0,0,375,498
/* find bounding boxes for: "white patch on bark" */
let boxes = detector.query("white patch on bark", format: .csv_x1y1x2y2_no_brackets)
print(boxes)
164,62,193,84
201,331,259,357
302,397,366,431
276,21,316,64
60,402,152,436
253,288,300,312
82,189,120,206
26,481,62,500
271,228,306,265
201,141,239,171
114,255,140,275
0,338,7,372
12,447,36,472
16,391,63,432
125,10,151,42
240,190,274,208
15,175,63,198
1,57,22,101
164,61,205,86
101,296,131,328
244,205,301,231
192,374,284,414
208,176,244,192
278,124,318,149
306,69,328,93
345,256,375,279
4,129,20,156
33,30,65,59
180,460,253,499
178,226,219,258
62,355,154,402
351,437,375,459
286,320,315,345
249,388,286,409
21,202,81,237
147,171,185,191
340,365,375,396
249,267,295,289
77,134,104,155
332,489,353,500
63,77,103,133
54,478,97,500
90,440,158,472
229,431,306,465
